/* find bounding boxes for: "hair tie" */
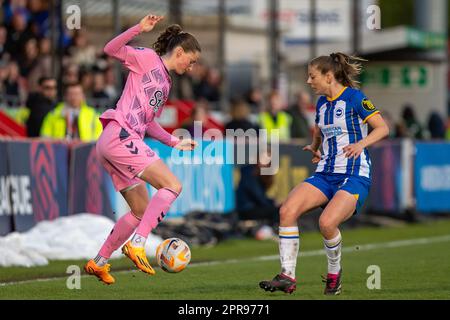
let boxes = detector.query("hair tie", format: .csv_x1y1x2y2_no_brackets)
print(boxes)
330,53,338,62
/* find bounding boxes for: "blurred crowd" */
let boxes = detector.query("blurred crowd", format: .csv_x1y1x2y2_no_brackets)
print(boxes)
1,0,450,143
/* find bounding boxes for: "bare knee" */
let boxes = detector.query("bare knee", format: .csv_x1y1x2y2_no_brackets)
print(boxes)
132,204,147,219
162,181,182,195
279,204,298,225
319,216,337,237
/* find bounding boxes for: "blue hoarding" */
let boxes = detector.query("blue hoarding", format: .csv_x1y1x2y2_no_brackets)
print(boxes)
415,143,450,213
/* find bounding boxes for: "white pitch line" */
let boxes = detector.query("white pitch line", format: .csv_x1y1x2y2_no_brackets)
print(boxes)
190,234,450,265
1,234,449,288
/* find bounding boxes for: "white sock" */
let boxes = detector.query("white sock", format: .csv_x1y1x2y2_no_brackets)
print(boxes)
278,226,299,279
323,231,342,274
131,233,146,248
93,255,108,267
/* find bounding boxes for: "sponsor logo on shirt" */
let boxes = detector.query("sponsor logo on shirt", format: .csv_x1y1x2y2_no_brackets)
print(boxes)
322,126,343,138
149,90,164,113
362,99,376,112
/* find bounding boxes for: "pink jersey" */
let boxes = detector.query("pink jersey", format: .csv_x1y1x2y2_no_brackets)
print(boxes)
100,24,179,147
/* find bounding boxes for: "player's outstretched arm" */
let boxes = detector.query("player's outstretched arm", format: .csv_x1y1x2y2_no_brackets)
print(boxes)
139,14,164,33
104,14,164,60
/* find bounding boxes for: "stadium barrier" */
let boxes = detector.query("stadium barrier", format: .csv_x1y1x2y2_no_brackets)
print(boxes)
367,139,415,214
1,138,449,236
0,141,13,236
415,142,450,213
0,139,69,235
68,142,115,220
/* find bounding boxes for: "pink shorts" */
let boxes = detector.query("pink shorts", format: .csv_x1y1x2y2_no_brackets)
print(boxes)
96,120,160,191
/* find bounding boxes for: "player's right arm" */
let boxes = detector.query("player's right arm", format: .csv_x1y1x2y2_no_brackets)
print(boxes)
302,124,322,164
103,14,164,73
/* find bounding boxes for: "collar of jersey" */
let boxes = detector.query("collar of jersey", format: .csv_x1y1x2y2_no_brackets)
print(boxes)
158,56,172,83
326,86,348,102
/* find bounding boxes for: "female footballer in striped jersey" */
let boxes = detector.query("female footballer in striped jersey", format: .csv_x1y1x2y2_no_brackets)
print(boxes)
260,52,389,295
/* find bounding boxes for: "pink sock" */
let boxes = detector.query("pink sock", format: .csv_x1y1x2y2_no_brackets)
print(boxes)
98,211,141,259
135,188,179,238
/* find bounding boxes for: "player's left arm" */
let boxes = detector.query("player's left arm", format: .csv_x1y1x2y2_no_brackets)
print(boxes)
343,96,390,159
146,121,197,151
344,114,389,159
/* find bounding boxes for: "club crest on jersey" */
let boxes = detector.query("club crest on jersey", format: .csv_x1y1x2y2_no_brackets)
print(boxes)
335,107,344,118
362,99,376,111
149,90,164,113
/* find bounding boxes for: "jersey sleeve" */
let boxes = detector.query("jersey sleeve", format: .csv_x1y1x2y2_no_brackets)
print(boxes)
353,91,380,123
103,24,159,74
146,120,180,147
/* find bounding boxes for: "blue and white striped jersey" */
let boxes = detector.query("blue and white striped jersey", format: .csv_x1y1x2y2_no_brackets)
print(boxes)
315,87,379,179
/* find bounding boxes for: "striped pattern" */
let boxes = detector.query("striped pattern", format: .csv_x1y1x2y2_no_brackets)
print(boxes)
324,240,342,249
315,88,375,179
279,230,299,239
323,232,342,249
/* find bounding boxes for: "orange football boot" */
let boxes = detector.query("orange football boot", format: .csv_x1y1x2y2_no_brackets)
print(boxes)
84,260,115,285
122,240,156,275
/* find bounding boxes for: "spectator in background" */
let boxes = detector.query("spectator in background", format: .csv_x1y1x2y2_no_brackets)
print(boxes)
236,151,279,230
225,98,259,134
18,37,38,77
258,90,292,142
193,66,221,103
62,63,79,86
288,91,314,140
0,25,10,61
3,60,25,106
397,104,424,139
79,67,93,97
0,61,8,100
25,76,56,137
104,66,118,103
68,29,97,69
379,110,396,139
246,87,263,111
5,10,34,58
26,36,52,92
40,82,102,141
427,112,445,139
28,0,49,38
446,116,450,140
190,60,208,99
2,0,29,25
0,0,4,23
182,99,211,139
92,71,110,110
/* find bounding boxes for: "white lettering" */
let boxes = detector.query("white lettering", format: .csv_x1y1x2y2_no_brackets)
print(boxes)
66,5,81,30
366,5,381,30
0,175,33,216
421,166,450,191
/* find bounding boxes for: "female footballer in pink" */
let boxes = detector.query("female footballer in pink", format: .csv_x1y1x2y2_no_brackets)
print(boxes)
259,53,389,295
84,14,201,284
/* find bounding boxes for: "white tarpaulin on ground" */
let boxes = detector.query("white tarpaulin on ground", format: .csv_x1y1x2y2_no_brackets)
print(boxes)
0,214,162,267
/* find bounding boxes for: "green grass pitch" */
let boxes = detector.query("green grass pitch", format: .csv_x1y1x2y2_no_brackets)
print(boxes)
1,219,449,300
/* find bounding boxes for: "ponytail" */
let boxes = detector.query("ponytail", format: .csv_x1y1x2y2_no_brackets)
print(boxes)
153,24,201,56
309,52,367,88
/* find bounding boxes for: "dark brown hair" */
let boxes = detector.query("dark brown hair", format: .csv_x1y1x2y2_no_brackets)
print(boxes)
309,52,367,88
153,24,201,56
